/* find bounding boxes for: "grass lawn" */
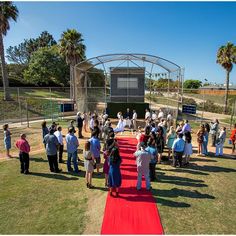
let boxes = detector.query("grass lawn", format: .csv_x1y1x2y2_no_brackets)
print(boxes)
0,120,236,234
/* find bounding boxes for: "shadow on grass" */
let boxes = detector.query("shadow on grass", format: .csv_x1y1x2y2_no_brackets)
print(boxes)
30,172,78,181
157,174,208,187
191,157,217,163
152,188,215,199
186,164,236,173
30,157,48,163
161,167,209,176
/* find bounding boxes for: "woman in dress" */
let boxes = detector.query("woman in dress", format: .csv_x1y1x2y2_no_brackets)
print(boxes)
3,124,12,158
184,131,192,165
114,114,125,133
202,122,210,156
197,124,205,155
103,132,116,187
84,141,95,188
156,126,165,163
83,112,88,132
108,145,122,197
166,126,177,159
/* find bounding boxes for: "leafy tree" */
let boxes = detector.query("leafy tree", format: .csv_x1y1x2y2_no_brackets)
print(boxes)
217,42,236,113
6,31,57,65
59,29,86,100
23,46,69,86
183,79,202,89
0,2,18,100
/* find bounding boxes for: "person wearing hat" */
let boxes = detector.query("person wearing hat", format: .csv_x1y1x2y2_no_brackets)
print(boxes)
16,133,30,174
134,142,152,190
66,127,80,173
76,112,84,138
43,127,62,173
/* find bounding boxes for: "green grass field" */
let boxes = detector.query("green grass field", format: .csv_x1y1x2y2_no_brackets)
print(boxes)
0,120,236,234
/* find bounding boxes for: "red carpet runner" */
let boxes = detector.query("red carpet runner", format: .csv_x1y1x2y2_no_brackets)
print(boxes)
101,137,164,234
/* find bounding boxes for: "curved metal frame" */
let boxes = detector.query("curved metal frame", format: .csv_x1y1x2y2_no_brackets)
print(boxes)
75,53,181,73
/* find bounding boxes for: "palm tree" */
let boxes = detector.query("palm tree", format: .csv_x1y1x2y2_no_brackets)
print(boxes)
217,42,236,114
59,29,86,101
0,2,18,100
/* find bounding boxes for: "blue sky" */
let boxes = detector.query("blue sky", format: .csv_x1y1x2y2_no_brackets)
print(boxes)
4,1,236,84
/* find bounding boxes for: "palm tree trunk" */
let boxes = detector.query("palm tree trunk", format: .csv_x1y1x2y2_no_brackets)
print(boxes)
0,33,10,100
224,70,230,114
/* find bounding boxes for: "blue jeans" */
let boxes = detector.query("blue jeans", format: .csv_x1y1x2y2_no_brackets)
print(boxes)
137,171,151,190
67,151,78,173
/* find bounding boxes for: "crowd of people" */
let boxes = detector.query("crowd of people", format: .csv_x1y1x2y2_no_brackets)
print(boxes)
2,108,236,195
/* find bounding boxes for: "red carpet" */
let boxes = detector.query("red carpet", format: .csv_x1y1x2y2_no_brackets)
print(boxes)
101,137,164,234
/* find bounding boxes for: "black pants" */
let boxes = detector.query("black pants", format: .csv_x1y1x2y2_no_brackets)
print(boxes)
58,144,64,162
78,126,83,138
19,152,29,173
211,134,217,147
173,151,183,167
149,163,157,181
47,154,59,172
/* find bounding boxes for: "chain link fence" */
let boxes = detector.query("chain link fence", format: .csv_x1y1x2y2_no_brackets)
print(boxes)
0,87,74,125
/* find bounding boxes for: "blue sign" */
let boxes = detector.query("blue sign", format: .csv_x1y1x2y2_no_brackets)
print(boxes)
182,104,196,114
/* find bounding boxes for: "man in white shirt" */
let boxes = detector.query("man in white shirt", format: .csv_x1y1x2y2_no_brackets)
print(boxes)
54,126,64,163
158,108,164,120
145,109,151,120
89,115,95,133
151,111,157,121
132,110,138,131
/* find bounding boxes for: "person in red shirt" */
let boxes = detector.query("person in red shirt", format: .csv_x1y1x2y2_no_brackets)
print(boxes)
16,134,30,174
230,124,236,154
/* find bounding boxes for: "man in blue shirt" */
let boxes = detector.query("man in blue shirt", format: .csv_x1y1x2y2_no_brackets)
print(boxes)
66,127,79,173
172,133,185,167
89,130,101,174
43,127,62,173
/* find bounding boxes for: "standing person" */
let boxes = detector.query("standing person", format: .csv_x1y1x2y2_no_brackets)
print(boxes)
172,133,185,168
151,110,157,122
89,130,101,174
43,128,62,173
3,124,12,158
83,141,95,188
180,120,191,135
183,131,193,166
108,145,122,197
210,119,219,147
16,134,30,174
41,121,49,144
146,132,157,181
83,112,89,133
158,108,164,120
124,108,132,130
134,143,152,190
66,127,80,173
68,120,75,133
202,123,210,156
167,113,173,130
197,124,205,156
229,123,236,154
132,110,138,132
54,126,64,163
145,109,151,121
156,126,165,164
76,112,84,138
166,126,177,159
89,115,95,134
215,127,226,157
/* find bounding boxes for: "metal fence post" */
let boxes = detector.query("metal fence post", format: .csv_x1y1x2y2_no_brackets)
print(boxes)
26,101,29,128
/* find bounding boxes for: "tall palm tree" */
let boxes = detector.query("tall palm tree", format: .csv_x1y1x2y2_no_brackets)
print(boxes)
217,42,236,114
0,2,18,100
59,29,86,101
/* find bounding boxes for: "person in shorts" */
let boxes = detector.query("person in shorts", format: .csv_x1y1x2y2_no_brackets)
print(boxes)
89,130,101,174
